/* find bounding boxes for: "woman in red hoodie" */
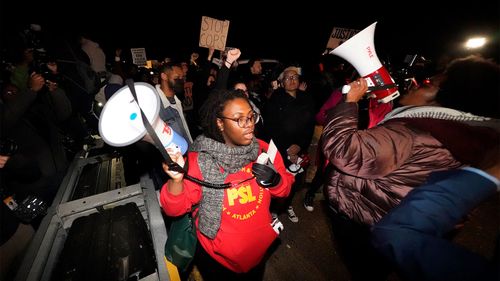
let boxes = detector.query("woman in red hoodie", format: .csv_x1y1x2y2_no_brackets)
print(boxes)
160,89,294,280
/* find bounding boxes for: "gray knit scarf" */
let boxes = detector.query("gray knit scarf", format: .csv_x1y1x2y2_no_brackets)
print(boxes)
190,135,260,239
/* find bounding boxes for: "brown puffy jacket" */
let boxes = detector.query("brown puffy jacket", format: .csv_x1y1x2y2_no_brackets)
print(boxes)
321,102,465,225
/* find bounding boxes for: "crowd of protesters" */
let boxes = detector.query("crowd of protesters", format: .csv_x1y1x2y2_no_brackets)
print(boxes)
1,24,498,281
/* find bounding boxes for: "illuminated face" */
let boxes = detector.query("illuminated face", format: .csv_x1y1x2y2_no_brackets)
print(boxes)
217,98,255,147
250,61,262,75
180,62,189,75
282,70,300,91
167,66,185,82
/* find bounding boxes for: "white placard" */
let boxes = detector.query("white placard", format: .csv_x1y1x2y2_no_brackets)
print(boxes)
130,48,147,67
267,140,278,164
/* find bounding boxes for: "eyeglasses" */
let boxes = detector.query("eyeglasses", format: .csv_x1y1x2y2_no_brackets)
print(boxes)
218,112,261,128
283,75,299,82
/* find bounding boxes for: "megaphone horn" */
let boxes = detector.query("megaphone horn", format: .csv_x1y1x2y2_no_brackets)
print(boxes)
330,22,400,103
98,82,188,154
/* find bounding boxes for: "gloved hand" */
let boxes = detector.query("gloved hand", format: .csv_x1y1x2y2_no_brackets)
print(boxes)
252,162,281,188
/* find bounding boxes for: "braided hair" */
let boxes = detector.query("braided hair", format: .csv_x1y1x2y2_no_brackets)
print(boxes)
199,89,250,143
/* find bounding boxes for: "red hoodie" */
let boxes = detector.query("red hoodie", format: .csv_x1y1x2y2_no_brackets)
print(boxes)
160,139,294,272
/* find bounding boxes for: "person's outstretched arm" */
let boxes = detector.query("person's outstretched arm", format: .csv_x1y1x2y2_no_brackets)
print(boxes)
371,167,499,281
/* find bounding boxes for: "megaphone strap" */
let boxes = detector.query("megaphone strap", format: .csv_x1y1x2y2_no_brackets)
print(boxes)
125,79,231,189
126,79,179,167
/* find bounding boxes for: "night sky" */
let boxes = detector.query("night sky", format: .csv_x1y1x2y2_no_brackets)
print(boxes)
2,1,499,68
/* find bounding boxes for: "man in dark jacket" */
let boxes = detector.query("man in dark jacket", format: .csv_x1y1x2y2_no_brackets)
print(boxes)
262,66,315,223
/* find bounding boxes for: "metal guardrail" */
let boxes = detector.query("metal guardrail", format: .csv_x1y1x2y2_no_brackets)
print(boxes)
14,149,171,281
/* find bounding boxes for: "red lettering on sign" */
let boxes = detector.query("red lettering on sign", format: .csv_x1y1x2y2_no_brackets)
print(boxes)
366,46,374,58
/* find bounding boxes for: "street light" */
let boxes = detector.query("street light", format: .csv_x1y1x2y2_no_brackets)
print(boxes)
464,37,487,49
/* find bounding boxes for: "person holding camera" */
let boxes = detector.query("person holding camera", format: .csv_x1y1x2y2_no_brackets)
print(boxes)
0,139,42,280
0,153,37,281
0,73,66,279
160,89,294,280
1,66,72,214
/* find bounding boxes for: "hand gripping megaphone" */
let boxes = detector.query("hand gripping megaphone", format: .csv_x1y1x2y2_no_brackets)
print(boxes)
98,82,188,155
330,22,400,103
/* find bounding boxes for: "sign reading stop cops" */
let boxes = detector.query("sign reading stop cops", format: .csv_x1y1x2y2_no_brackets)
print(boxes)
199,16,230,51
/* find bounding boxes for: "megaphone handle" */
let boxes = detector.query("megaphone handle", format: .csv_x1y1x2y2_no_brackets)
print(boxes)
341,85,351,94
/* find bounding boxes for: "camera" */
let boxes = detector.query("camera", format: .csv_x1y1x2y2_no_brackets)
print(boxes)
22,25,60,83
36,61,60,83
16,195,48,223
392,54,432,95
287,154,311,175
4,195,48,223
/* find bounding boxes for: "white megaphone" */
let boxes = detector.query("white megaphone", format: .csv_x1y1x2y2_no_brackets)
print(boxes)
330,22,400,103
98,82,188,155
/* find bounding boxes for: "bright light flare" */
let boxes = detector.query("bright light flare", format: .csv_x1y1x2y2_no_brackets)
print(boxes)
465,37,486,49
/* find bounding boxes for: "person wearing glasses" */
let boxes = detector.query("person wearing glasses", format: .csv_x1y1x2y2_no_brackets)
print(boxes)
262,66,316,223
160,89,294,280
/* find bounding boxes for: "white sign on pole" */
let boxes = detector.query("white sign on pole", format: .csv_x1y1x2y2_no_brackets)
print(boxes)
131,48,147,67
